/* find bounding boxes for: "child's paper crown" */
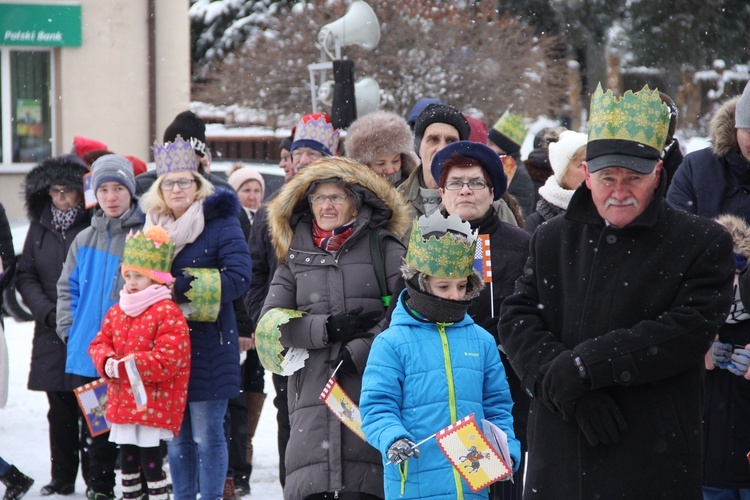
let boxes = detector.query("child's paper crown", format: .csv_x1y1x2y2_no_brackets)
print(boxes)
405,211,478,279
121,226,175,284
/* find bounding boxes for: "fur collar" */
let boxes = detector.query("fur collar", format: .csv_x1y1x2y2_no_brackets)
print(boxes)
715,214,750,258
710,96,740,158
538,176,576,210
203,188,242,222
267,158,411,262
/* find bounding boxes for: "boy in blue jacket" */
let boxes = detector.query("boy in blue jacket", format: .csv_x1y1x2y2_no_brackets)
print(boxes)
360,211,520,500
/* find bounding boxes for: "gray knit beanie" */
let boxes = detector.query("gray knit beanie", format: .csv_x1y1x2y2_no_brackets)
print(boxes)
736,81,750,129
91,154,136,197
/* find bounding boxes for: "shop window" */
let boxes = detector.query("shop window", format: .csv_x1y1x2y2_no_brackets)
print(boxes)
0,49,52,165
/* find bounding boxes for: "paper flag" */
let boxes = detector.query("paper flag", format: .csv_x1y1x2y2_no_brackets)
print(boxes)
319,376,366,441
436,413,511,492
473,234,492,283
83,172,97,209
122,355,148,412
255,307,305,374
183,267,221,322
74,378,111,436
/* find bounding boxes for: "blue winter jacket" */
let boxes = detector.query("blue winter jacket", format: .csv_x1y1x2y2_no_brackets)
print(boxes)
360,290,521,500
171,189,252,402
57,206,145,377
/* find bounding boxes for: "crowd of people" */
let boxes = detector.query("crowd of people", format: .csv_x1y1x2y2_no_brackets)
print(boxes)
1,78,750,500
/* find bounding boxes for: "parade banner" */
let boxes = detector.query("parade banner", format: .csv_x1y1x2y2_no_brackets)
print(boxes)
473,234,493,283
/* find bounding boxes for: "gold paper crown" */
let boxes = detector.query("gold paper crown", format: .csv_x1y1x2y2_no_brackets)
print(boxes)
491,110,528,147
121,226,175,284
153,135,198,176
588,84,670,152
405,211,477,279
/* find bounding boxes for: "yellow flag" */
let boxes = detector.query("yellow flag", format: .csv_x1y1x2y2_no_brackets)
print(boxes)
319,376,366,441
436,413,511,492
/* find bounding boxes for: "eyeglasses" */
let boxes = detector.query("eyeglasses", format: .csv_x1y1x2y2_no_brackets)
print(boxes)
444,180,489,191
160,178,196,191
292,149,323,162
49,188,75,197
308,193,348,205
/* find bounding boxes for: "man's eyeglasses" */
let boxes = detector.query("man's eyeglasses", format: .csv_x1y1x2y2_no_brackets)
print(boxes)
292,149,323,162
49,188,75,197
308,194,348,205
444,180,489,191
160,178,196,191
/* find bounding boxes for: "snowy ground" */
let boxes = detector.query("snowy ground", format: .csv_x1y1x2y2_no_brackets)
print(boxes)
0,317,284,499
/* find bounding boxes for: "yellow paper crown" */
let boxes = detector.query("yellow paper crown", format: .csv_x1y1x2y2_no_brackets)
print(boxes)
121,226,175,284
491,110,528,147
588,84,670,152
153,135,198,176
405,211,477,279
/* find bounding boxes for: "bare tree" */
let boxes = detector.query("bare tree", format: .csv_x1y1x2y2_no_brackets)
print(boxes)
192,0,569,125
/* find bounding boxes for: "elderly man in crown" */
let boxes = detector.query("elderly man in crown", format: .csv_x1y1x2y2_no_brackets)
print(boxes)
498,85,735,499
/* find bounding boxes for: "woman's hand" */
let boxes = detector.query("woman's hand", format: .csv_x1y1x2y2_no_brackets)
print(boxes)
239,334,256,351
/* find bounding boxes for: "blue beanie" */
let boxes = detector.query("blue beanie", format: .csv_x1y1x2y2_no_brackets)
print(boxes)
431,141,507,201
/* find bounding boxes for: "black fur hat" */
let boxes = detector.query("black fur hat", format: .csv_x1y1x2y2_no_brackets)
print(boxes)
24,156,89,221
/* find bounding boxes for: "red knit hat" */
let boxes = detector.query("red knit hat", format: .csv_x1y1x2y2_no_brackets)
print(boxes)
74,136,108,158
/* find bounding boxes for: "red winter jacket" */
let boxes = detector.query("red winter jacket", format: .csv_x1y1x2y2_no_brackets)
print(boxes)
89,300,190,435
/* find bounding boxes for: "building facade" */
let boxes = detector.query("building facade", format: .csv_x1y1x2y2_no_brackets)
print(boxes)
0,0,190,218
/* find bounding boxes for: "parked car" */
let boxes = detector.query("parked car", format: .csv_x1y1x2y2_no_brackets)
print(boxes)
3,160,285,322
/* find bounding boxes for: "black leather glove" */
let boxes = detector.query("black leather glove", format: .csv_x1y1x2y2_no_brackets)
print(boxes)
574,390,628,446
541,350,589,419
326,307,381,344
326,346,356,374
387,438,420,465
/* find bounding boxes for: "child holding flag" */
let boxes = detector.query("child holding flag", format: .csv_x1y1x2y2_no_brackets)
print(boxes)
360,211,521,499
89,226,190,500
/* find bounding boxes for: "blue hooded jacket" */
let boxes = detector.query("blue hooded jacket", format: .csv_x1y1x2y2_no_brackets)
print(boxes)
361,290,521,499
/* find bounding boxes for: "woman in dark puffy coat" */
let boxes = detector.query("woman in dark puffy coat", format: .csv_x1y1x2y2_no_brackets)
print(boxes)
259,157,410,500
15,155,91,495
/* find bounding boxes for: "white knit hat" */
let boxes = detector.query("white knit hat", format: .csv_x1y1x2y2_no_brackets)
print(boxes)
736,80,750,129
548,130,588,184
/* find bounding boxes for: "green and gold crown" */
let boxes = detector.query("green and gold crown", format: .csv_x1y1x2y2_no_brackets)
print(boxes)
121,226,175,284
153,135,198,176
491,110,528,147
588,84,670,152
405,211,477,279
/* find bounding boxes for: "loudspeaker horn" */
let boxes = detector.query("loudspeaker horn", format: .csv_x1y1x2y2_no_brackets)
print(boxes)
318,1,380,53
318,77,380,117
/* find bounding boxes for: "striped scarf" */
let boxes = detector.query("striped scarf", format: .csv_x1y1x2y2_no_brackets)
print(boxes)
312,219,355,253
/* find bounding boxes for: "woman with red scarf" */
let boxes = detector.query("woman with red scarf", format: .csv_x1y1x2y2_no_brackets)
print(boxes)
259,157,410,500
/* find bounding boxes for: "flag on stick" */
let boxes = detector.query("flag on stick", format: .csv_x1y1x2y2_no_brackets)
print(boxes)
436,413,511,492
319,375,366,441
74,378,111,436
473,234,492,283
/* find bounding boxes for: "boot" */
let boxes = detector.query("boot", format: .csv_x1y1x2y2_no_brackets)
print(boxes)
146,477,170,500
0,465,34,500
222,477,240,500
120,472,142,500
245,392,267,467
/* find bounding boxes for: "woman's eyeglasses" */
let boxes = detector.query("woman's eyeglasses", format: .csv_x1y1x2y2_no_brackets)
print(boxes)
160,178,196,191
308,194,348,205
443,180,489,191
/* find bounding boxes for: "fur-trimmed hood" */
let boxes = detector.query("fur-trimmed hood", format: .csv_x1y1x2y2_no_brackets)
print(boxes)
710,96,741,158
24,157,89,221
203,187,242,221
716,213,750,258
344,111,419,176
267,157,411,262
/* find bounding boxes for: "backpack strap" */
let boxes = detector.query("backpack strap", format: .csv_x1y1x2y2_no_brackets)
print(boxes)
370,228,392,307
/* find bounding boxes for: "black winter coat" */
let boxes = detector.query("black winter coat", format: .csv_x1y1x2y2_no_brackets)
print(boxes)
17,203,91,391
457,206,532,449
0,204,15,318
499,179,735,499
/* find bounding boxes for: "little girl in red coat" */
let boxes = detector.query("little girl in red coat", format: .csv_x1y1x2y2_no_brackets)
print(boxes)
89,226,190,500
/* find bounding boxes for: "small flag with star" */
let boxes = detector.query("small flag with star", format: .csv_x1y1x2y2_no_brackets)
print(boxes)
473,234,492,283
320,376,366,441
436,413,511,492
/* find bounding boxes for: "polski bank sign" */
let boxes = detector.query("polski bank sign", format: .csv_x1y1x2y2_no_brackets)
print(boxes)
0,3,82,47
